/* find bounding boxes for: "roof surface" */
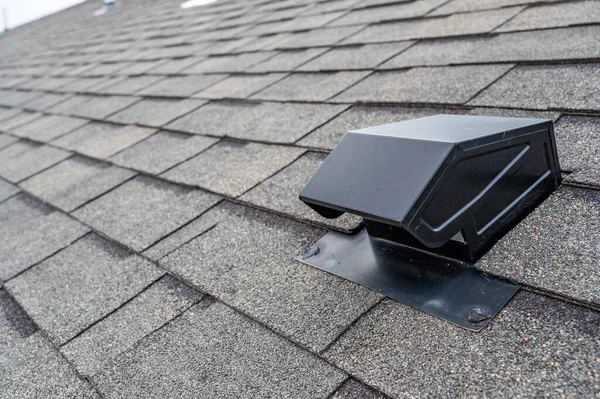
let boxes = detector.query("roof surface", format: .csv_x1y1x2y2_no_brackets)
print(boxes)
0,0,599,397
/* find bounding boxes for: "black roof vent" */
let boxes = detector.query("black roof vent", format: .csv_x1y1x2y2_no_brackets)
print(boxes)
301,114,561,263
298,115,561,330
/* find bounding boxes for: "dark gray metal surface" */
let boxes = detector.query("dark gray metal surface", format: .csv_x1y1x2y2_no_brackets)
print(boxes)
297,229,520,331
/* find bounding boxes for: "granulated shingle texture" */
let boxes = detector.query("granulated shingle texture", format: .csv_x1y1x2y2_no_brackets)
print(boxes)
343,7,523,44
0,332,99,399
10,114,89,142
109,131,218,174
299,105,465,150
73,176,220,251
0,143,71,183
470,64,600,111
49,95,139,119
496,0,600,32
99,75,164,95
334,65,513,104
252,71,369,101
477,187,600,306
0,133,18,150
553,115,600,186
0,111,41,132
0,195,89,280
332,379,389,399
161,206,381,352
241,152,362,232
380,26,600,68
330,0,447,26
6,234,163,344
182,52,276,74
20,156,136,212
162,141,304,196
108,98,206,127
324,292,600,398
167,101,348,143
0,179,19,202
21,92,71,111
61,275,202,377
250,48,328,72
194,73,287,99
52,122,156,159
93,301,347,398
143,201,239,262
137,75,225,97
431,0,552,15
299,42,413,71
276,26,365,49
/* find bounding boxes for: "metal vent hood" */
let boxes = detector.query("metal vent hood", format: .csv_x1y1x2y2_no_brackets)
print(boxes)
297,114,561,330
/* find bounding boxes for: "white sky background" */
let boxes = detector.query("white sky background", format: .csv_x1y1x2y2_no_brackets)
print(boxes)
0,0,87,31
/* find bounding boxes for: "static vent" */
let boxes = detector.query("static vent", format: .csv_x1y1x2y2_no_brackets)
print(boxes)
297,115,561,330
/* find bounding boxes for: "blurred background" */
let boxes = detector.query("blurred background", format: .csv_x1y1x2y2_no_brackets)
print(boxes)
0,0,85,31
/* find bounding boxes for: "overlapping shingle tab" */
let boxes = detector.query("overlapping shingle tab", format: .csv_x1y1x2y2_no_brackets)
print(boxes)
0,0,599,397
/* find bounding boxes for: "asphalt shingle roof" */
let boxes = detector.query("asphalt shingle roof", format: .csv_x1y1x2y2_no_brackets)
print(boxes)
0,0,599,397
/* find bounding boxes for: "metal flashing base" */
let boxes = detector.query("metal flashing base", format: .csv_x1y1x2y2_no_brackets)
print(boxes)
297,229,519,331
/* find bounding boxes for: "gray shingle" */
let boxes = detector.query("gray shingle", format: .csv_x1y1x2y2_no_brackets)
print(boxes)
496,0,600,32
0,141,35,164
0,332,99,399
99,75,164,95
343,7,523,44
108,98,205,127
143,201,239,262
93,301,346,398
61,275,202,377
82,62,131,76
332,379,389,399
564,166,600,189
252,71,369,101
182,52,276,74
0,178,19,202
431,0,557,15
110,131,218,174
334,65,513,104
145,58,204,75
299,105,466,150
72,176,220,251
0,143,71,183
167,101,348,143
549,115,599,178
380,26,600,68
0,194,89,280
52,122,156,159
137,75,225,97
299,42,413,71
49,95,140,120
467,107,560,120
161,205,381,352
20,156,136,212
240,152,362,232
194,73,287,99
21,92,71,111
115,60,166,76
11,114,89,142
250,48,329,72
0,90,40,107
470,64,600,111
0,288,37,344
58,77,113,93
276,26,366,49
0,107,21,122
0,133,18,150
324,292,600,398
477,186,600,306
0,111,42,132
162,141,304,196
330,0,447,26
6,234,163,344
